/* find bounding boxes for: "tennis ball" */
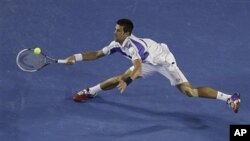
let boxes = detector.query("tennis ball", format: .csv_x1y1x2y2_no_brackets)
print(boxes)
34,47,41,54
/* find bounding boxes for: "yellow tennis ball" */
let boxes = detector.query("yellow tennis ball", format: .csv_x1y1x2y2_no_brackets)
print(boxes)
34,47,41,54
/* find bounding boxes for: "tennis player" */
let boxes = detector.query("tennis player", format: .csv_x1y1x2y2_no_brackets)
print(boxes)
64,19,240,113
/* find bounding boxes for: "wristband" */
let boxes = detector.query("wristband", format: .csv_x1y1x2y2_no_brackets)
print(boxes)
124,77,133,86
74,53,83,61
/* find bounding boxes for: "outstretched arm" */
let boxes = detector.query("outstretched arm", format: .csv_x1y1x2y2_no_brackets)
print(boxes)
65,49,105,64
82,50,105,60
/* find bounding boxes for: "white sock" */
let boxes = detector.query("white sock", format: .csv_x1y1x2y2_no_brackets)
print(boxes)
88,84,102,94
216,91,231,102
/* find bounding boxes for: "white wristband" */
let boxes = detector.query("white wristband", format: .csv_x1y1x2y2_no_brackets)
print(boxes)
74,53,83,61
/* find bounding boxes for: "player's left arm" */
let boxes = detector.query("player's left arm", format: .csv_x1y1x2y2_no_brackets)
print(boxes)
129,59,142,80
117,58,142,93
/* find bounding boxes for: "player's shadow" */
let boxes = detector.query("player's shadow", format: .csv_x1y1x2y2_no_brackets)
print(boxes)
90,96,213,136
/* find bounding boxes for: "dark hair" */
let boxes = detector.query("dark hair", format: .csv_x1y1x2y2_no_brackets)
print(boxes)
116,19,134,35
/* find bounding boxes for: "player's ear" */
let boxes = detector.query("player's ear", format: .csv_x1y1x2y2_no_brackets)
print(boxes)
124,31,130,36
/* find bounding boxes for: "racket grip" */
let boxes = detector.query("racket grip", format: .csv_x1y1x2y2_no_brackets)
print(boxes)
57,59,67,64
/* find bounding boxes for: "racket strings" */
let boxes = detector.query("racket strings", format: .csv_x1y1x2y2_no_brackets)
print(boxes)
16,49,47,72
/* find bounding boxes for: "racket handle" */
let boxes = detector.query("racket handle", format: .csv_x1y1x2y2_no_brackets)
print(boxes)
57,59,67,64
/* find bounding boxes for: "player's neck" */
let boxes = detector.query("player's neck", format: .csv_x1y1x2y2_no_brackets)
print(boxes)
118,36,129,45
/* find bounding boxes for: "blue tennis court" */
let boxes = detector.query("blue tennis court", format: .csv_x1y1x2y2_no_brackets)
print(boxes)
1,0,250,141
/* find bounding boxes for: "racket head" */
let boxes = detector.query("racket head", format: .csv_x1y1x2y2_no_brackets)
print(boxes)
16,48,47,72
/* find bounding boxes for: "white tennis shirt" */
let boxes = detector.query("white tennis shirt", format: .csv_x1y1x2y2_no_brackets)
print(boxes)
102,34,171,65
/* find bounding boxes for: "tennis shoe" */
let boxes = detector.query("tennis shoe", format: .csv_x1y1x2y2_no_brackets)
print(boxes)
73,88,97,102
227,93,240,113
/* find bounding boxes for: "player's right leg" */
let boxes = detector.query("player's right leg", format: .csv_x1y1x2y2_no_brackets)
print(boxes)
72,68,132,102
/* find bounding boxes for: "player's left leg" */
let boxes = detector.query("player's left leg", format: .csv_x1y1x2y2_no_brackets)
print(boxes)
176,82,241,113
176,82,218,98
157,52,240,113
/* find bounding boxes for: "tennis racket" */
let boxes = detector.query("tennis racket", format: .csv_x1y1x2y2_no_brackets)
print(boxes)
16,48,67,72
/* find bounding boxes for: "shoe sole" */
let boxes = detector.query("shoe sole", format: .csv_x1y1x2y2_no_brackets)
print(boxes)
233,100,240,113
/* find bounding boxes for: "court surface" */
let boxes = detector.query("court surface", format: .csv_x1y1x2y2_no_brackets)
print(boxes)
1,0,250,141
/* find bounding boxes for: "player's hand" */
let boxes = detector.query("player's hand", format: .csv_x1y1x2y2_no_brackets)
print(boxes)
65,56,76,65
117,79,127,94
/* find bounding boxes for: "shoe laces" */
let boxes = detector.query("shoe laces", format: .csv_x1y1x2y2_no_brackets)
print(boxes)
77,88,90,95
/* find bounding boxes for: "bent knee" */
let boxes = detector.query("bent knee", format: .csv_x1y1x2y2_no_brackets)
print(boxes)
114,75,123,81
181,87,198,97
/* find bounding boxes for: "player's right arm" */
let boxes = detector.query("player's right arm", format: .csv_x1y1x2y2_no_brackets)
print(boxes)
82,50,105,60
65,41,117,64
65,49,105,64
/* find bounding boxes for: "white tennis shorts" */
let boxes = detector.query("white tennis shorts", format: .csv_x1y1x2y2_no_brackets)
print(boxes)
130,52,188,86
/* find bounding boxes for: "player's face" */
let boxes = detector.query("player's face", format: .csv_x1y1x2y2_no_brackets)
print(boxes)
114,24,129,44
